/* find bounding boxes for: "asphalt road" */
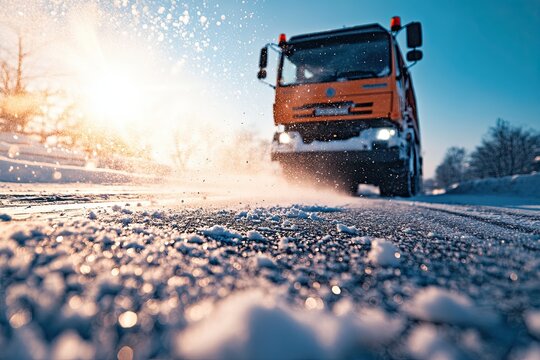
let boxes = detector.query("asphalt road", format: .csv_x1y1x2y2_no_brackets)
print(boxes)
1,182,539,359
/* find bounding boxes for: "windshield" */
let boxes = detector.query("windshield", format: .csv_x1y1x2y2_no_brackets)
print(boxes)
279,32,391,86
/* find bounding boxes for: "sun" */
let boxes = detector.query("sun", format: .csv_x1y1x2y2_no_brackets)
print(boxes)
82,68,144,128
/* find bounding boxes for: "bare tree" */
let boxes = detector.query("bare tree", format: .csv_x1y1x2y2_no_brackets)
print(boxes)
469,119,540,178
435,147,469,188
0,33,36,131
0,15,76,136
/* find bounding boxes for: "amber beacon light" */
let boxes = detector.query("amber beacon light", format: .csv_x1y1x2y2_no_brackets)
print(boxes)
390,16,401,31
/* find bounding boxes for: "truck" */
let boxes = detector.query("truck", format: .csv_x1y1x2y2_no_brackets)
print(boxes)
257,17,424,196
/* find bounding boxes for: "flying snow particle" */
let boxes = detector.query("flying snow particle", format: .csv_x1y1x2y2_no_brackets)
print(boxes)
118,311,138,328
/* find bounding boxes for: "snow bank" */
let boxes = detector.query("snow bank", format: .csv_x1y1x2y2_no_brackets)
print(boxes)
403,287,498,328
0,156,156,183
0,132,87,167
446,173,540,198
175,291,404,360
0,132,170,183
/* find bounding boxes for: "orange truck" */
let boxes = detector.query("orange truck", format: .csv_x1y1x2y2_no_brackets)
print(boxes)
257,17,424,196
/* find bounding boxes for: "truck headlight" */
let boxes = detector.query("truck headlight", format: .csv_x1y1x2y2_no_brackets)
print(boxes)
278,132,292,144
376,128,396,141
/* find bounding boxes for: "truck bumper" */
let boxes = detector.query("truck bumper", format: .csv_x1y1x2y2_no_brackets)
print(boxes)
271,148,401,164
272,148,403,185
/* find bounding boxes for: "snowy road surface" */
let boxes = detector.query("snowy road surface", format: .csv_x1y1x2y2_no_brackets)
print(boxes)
1,182,539,359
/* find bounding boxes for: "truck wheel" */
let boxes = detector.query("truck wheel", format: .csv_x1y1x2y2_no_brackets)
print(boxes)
380,172,412,197
410,161,421,196
379,147,415,197
410,146,421,196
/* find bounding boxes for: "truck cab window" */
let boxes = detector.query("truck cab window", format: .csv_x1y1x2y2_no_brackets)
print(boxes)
279,32,391,86
281,56,298,85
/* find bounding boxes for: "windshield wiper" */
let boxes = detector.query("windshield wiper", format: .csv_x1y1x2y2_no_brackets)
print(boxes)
336,70,379,80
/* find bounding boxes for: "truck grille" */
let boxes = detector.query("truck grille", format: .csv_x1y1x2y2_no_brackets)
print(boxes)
285,119,394,143
292,101,374,119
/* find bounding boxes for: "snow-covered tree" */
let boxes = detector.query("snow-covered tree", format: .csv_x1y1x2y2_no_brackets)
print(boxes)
468,119,540,179
435,147,469,188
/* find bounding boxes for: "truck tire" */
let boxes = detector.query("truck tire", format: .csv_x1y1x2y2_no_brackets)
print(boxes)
410,146,422,196
379,172,412,197
379,146,416,197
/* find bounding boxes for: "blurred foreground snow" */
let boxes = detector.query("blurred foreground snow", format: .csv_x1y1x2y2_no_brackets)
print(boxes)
1,198,539,359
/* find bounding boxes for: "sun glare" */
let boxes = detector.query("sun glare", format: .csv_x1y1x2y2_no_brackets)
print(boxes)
82,68,144,128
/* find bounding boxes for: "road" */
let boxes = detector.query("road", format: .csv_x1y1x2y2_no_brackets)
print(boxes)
1,181,539,359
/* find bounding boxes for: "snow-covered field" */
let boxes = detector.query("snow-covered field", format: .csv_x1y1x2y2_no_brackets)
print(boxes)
418,173,540,211
0,132,168,183
1,182,539,360
0,156,161,183
446,173,540,199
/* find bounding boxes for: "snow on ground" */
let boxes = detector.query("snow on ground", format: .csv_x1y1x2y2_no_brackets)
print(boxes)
336,223,359,235
176,290,404,360
415,193,540,211
246,230,266,242
0,132,168,183
415,173,540,211
439,173,540,199
367,238,400,267
201,225,243,241
513,343,540,360
407,324,463,360
411,173,540,213
0,132,88,167
403,287,499,329
0,156,158,183
1,194,539,359
524,310,540,339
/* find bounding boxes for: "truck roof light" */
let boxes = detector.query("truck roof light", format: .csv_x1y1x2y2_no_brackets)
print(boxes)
390,16,401,32
279,33,287,45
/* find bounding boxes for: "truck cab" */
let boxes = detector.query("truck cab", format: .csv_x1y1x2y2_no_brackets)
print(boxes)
258,17,423,196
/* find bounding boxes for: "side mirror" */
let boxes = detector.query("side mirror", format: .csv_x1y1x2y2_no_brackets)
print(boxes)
407,49,423,62
406,22,422,48
259,47,268,69
256,45,276,89
257,69,267,80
